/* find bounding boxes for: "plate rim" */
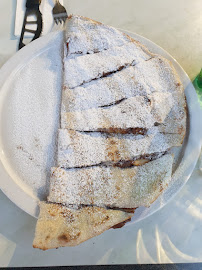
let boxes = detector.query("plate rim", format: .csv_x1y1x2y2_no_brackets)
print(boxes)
0,30,201,220
0,31,63,217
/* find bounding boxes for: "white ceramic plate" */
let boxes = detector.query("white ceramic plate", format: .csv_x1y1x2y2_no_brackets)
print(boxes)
0,30,201,221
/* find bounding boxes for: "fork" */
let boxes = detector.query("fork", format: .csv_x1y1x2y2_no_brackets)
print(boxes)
52,0,68,25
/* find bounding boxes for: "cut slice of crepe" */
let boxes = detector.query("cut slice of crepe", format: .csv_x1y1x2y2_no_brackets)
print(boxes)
61,92,173,131
133,57,186,136
62,57,185,112
33,202,133,250
65,15,130,55
62,66,146,112
33,15,187,250
64,42,153,89
133,56,185,97
61,95,153,130
65,15,152,56
57,129,181,168
48,154,173,208
61,98,186,137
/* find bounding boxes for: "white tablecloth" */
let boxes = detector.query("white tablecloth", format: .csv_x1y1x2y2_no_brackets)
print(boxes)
0,0,202,267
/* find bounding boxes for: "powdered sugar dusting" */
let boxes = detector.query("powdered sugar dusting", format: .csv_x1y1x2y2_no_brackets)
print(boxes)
61,59,176,112
62,66,147,112
61,96,154,130
65,15,131,55
48,154,173,208
61,92,173,131
48,16,186,211
57,129,182,168
2,33,63,199
64,42,152,89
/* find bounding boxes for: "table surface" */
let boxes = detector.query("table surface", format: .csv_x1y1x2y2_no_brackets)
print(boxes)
0,0,202,267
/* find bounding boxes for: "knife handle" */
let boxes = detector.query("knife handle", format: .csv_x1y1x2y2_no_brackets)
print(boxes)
18,8,42,50
26,0,41,8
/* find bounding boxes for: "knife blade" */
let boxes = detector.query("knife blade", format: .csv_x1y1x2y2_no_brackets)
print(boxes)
18,0,43,50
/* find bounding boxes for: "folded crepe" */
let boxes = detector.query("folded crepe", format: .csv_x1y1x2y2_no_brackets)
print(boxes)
33,202,133,250
33,15,187,250
57,129,181,168
49,154,173,208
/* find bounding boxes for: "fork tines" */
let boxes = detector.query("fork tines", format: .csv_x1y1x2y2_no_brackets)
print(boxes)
52,1,68,25
54,13,68,24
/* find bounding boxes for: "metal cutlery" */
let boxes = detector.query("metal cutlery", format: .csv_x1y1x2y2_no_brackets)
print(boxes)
52,0,68,25
18,0,43,50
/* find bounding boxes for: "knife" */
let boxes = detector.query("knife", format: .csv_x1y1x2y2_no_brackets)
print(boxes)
18,0,43,50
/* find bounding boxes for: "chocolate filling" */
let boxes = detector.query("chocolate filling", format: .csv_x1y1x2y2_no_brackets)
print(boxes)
69,64,128,89
112,218,131,229
60,152,166,170
68,54,150,90
46,203,135,230
111,208,137,229
108,207,136,213
98,98,127,108
47,202,136,213
96,127,147,135
102,65,126,77
113,152,166,168
69,47,108,56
